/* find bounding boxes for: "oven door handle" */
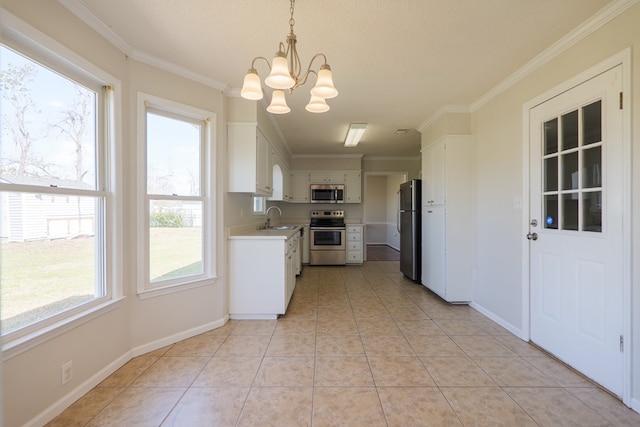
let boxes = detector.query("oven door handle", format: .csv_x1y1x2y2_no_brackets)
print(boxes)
310,227,346,231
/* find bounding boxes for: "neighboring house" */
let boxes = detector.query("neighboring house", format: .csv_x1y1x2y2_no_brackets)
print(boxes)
0,176,95,242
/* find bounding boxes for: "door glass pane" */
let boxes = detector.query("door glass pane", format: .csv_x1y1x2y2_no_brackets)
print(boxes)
561,151,578,190
562,193,579,231
582,191,602,232
544,195,558,229
583,100,601,146
544,118,558,155
561,110,578,150
149,200,203,282
544,157,558,192
583,146,601,188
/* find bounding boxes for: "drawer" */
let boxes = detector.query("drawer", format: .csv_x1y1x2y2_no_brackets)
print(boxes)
346,226,362,233
347,241,362,251
347,233,361,242
346,251,363,263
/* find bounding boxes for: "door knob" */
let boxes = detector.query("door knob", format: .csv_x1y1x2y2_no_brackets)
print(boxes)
526,232,538,241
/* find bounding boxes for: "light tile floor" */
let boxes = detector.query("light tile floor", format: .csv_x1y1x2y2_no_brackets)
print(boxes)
48,262,640,426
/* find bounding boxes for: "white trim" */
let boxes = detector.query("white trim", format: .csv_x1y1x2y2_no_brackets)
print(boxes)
56,0,230,93
137,277,218,300
470,0,638,112
1,10,125,353
469,302,526,340
1,297,125,361
291,154,365,159
22,350,132,427
521,48,632,406
131,316,228,357
417,105,470,133
22,315,229,427
136,91,218,295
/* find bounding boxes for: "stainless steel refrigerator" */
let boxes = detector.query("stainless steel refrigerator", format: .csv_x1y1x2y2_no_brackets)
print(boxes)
397,179,421,281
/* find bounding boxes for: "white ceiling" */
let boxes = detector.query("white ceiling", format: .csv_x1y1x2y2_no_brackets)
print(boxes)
60,0,613,157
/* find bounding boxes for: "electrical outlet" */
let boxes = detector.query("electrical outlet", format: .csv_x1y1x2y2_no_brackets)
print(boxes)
61,361,73,385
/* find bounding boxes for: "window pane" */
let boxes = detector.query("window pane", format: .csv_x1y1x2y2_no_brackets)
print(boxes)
561,110,578,150
544,194,558,229
583,146,601,188
544,157,558,192
146,112,201,196
583,191,602,232
561,151,578,191
562,193,579,231
0,193,103,334
582,100,601,146
543,118,558,155
0,46,97,189
149,199,203,282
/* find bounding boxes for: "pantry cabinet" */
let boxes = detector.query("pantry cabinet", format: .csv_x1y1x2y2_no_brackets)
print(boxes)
421,135,473,303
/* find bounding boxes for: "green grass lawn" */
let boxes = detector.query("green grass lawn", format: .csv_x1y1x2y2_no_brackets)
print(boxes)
1,227,202,334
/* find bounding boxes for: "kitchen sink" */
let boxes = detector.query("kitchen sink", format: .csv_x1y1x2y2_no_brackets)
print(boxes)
269,225,297,230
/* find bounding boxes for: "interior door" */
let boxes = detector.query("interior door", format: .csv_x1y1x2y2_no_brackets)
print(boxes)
529,65,624,395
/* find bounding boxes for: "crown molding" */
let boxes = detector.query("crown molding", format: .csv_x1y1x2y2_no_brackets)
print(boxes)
417,105,470,133
468,0,638,112
58,0,229,92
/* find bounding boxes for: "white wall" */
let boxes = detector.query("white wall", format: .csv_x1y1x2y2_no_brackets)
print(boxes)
466,2,640,409
1,2,228,426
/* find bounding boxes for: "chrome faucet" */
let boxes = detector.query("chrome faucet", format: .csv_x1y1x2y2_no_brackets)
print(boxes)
265,205,282,228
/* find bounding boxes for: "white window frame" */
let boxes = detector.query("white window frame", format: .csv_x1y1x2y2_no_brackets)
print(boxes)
136,92,216,298
0,11,123,358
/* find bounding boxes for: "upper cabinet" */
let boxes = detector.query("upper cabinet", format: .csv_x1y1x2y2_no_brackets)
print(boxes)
344,171,361,203
289,170,362,203
308,171,346,184
228,122,273,196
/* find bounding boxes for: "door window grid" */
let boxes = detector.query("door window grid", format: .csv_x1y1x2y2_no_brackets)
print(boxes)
542,100,602,232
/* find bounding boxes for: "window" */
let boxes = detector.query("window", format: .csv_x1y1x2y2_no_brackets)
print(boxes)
0,44,112,338
138,94,215,294
253,196,266,214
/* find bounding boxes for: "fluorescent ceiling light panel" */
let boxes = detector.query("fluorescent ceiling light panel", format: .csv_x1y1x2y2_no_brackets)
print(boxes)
344,123,367,147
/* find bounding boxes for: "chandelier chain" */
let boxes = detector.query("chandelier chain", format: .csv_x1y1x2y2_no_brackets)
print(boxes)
289,0,296,32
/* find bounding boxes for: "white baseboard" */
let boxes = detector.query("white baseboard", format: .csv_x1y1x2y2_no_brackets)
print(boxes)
132,316,229,357
469,302,525,340
631,397,640,414
24,351,132,427
27,315,229,427
366,242,400,251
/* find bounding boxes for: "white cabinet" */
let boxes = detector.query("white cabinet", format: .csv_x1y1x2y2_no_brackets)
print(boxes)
228,123,273,196
421,136,473,303
422,141,445,205
308,171,344,184
346,225,364,264
229,231,300,319
290,170,362,204
290,171,310,203
344,171,361,203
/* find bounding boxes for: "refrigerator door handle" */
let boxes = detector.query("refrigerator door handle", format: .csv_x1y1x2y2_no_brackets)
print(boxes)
396,190,401,232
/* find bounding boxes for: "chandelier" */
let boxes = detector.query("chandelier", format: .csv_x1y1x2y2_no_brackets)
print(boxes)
240,0,338,114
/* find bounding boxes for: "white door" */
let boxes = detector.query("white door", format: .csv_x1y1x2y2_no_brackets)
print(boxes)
529,65,624,395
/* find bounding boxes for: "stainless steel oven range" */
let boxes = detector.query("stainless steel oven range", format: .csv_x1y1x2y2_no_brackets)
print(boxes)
309,210,346,265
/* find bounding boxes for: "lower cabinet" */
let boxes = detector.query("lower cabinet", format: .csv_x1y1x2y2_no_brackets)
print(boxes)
346,225,364,264
229,233,298,319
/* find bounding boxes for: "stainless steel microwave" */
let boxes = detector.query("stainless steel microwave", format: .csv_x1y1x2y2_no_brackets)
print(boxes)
310,184,344,204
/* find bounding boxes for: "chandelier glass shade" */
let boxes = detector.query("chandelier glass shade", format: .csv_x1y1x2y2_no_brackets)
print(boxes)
240,0,338,114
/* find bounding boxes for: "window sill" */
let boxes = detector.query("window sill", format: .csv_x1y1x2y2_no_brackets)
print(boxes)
1,297,126,361
137,276,218,300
